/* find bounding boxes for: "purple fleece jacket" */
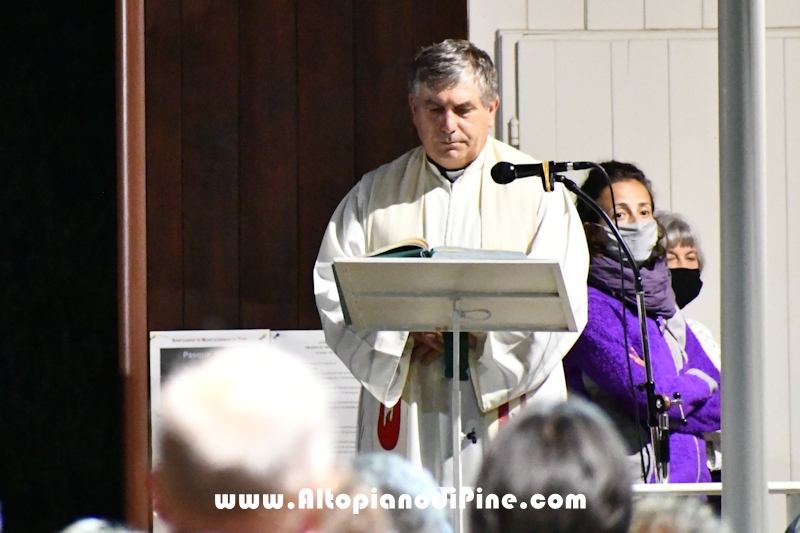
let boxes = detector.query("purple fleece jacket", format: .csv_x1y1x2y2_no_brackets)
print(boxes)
563,286,721,483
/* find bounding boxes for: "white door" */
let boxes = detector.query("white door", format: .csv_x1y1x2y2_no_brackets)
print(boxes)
496,29,800,503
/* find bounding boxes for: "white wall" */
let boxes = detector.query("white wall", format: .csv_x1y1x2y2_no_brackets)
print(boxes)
470,0,800,53
468,1,800,530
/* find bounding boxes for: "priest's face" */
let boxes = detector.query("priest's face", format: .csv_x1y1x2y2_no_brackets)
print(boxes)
409,77,498,170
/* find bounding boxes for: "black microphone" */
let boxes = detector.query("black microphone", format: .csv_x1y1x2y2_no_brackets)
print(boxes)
491,161,594,190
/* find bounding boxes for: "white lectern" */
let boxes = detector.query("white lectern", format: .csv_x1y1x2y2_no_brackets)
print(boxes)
333,257,578,533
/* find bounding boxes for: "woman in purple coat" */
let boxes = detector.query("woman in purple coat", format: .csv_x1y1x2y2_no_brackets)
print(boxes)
563,161,720,483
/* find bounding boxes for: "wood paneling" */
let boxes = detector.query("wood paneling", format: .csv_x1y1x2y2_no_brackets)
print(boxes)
587,0,644,30
785,38,800,481
610,39,671,204
527,0,585,30
766,0,800,28
644,0,703,29
412,0,469,53
668,38,720,333
119,0,148,526
136,0,468,521
554,41,613,161
763,37,791,533
145,0,182,331
296,0,356,328
351,1,469,180
517,40,557,157
238,0,299,329
145,0,468,336
181,0,240,329
354,0,415,178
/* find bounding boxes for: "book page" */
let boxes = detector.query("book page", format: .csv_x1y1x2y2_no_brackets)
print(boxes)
364,236,429,257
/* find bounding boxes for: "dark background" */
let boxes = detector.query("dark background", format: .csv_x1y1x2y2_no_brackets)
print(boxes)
0,0,466,530
0,1,121,532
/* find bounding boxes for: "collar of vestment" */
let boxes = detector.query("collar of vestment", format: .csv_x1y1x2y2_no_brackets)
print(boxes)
365,137,544,255
426,152,483,182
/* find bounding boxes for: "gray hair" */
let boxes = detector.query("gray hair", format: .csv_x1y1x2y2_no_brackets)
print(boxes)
630,496,730,533
353,453,452,533
408,39,499,107
655,211,705,272
470,399,633,533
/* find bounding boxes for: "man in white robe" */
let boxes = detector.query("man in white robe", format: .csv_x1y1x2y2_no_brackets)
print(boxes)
313,39,589,486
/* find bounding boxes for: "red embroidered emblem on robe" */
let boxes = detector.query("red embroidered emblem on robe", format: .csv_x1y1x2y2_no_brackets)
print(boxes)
497,402,510,427
377,403,401,450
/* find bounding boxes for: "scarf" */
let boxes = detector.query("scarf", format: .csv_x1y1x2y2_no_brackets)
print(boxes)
588,253,677,318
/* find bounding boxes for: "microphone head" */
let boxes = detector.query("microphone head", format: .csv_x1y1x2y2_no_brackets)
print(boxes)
491,162,517,184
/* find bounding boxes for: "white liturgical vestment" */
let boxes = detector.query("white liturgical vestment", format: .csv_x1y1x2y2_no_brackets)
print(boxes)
313,138,588,485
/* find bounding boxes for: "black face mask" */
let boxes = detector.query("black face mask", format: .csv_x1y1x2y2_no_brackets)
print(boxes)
670,268,703,309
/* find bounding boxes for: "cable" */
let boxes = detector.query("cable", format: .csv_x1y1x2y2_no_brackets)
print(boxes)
587,163,649,481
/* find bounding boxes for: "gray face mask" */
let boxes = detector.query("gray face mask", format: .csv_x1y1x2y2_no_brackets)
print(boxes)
600,219,659,264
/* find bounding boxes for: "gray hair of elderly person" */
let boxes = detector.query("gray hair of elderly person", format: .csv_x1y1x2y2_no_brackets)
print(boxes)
408,39,498,107
60,518,141,533
153,347,334,528
469,399,633,533
656,211,706,272
352,452,452,533
629,496,730,533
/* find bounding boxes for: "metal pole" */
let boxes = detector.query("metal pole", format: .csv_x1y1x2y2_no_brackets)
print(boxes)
451,300,464,533
718,0,768,530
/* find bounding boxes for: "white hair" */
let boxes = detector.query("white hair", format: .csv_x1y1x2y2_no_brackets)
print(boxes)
630,496,730,533
158,346,334,504
60,519,140,533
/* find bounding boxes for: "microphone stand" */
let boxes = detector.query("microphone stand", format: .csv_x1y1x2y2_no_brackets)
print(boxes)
548,172,674,483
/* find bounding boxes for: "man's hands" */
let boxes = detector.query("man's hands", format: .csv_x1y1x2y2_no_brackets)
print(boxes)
409,332,478,366
410,332,445,366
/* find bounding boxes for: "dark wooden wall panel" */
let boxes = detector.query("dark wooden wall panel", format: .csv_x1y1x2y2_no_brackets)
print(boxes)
181,0,240,329
412,0,469,53
145,0,467,335
296,0,355,328
138,0,468,517
145,0,182,331
238,0,299,329
353,1,415,179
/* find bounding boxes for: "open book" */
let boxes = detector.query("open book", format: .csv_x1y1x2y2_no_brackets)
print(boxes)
365,237,528,260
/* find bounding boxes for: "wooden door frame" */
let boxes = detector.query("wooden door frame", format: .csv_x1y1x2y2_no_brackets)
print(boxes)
117,0,149,527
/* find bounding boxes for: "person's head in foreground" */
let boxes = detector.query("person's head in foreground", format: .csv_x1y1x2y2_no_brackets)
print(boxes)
578,160,662,265
408,39,499,170
629,496,730,533
470,399,632,533
60,518,141,533
656,211,705,309
152,347,335,533
352,452,452,533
